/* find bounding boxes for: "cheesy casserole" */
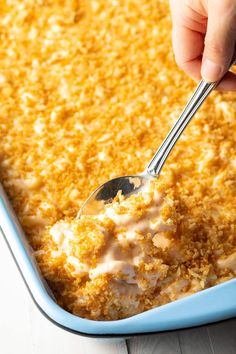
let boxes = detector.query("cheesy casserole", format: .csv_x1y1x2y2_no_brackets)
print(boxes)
0,0,236,320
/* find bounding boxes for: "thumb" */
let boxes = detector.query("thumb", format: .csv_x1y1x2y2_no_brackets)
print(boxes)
201,0,236,83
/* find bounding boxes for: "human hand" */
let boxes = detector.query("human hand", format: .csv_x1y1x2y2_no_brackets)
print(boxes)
169,0,236,90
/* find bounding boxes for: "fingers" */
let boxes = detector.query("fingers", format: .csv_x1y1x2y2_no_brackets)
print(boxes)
170,0,206,80
170,0,236,90
201,0,236,82
172,24,203,80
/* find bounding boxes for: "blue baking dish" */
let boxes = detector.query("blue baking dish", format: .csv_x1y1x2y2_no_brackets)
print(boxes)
1,182,236,337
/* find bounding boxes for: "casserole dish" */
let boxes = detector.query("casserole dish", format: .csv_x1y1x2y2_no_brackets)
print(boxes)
1,182,236,337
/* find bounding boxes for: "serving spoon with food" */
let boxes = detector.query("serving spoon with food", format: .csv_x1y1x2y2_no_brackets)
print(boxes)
79,60,235,217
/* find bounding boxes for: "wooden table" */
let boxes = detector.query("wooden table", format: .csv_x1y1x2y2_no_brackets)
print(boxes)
1,232,236,354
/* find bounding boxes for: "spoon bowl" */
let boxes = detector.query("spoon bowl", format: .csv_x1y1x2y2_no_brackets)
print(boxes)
78,174,153,217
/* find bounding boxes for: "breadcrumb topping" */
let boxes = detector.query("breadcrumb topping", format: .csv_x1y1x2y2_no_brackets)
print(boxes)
0,0,236,320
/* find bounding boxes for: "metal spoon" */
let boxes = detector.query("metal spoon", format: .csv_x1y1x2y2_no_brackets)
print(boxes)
79,60,235,217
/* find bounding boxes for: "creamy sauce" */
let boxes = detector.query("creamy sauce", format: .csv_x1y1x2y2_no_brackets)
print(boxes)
49,185,174,288
217,252,236,273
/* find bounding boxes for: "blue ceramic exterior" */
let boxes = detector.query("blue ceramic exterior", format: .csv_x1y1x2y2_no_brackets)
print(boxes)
1,183,236,337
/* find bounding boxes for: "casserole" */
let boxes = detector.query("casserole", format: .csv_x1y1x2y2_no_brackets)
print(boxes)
1,182,236,337
1,0,236,337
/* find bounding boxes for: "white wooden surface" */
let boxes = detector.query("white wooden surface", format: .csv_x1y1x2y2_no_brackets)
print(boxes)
1,230,236,354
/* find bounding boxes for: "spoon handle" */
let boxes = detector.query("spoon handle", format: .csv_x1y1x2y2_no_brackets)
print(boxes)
146,59,236,177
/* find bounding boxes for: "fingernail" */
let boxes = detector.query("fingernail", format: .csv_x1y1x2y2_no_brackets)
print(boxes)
201,59,223,82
